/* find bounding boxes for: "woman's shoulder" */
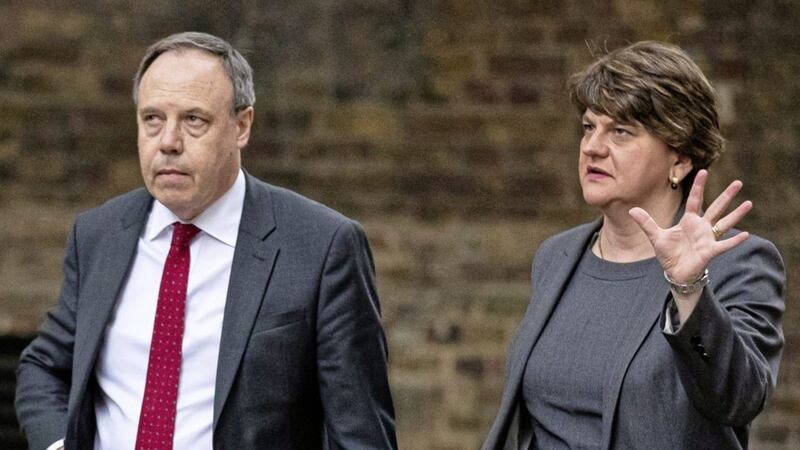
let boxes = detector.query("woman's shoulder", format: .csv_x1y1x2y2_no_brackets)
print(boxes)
712,229,784,272
542,221,599,247
535,221,599,258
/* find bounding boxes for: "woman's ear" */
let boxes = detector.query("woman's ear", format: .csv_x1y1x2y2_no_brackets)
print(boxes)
674,153,694,182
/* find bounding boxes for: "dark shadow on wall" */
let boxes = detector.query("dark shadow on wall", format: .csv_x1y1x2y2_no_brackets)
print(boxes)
0,336,32,450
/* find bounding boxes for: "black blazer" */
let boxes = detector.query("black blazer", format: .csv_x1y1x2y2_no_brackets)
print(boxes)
16,173,398,450
483,219,785,449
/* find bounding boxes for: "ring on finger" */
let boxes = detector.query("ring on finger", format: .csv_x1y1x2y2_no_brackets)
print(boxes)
711,224,723,239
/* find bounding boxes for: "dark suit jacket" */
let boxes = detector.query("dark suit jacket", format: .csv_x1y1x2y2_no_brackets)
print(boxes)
15,173,398,450
483,219,785,450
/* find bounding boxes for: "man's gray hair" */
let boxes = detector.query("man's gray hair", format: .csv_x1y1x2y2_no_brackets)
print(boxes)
132,31,255,113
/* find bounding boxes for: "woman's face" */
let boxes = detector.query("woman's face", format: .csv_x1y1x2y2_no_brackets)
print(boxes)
578,109,682,212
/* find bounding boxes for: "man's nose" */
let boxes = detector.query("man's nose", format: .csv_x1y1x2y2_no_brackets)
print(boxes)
160,120,183,154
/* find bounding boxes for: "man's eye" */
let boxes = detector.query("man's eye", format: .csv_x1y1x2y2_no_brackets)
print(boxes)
614,127,630,136
144,114,160,123
582,123,594,132
187,115,205,125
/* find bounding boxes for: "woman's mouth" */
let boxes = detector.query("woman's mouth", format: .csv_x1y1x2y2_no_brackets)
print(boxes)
586,166,611,180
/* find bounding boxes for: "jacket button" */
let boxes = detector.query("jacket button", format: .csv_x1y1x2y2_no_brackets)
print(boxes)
694,343,705,351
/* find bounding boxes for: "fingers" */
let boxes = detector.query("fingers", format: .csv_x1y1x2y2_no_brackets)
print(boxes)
715,230,750,254
685,170,708,215
688,171,752,242
629,207,661,240
711,200,753,237
704,180,744,224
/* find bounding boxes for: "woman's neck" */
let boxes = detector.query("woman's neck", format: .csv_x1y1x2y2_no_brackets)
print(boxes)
595,196,682,263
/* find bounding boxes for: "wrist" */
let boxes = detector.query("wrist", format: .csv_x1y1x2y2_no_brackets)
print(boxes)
664,269,709,295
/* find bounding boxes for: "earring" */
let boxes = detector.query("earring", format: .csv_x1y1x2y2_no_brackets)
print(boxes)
670,176,679,190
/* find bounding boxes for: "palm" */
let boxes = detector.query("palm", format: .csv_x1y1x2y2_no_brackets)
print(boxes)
630,170,752,283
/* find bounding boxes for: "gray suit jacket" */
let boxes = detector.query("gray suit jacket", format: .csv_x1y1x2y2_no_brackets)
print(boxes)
16,173,397,450
483,219,785,449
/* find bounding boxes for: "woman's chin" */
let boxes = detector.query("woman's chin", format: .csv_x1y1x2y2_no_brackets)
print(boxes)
582,191,609,208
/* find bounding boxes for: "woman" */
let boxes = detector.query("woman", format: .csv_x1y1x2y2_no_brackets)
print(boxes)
483,41,785,449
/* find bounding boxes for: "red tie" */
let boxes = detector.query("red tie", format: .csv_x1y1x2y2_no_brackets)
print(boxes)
136,222,200,450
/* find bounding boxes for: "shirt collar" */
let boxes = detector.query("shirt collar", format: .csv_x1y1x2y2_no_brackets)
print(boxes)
145,169,246,248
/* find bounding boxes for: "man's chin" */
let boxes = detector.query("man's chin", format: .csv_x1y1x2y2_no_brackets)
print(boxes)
149,190,193,214
154,172,192,187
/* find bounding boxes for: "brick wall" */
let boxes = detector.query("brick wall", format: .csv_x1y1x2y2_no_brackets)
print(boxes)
1,0,798,448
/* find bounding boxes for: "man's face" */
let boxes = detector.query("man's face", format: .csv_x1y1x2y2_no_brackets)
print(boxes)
136,48,253,220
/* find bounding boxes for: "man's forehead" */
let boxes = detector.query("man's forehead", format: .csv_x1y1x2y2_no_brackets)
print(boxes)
138,49,232,104
137,86,217,109
144,48,225,79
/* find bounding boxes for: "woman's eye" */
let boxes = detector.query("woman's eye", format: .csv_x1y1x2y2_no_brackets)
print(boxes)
582,123,594,132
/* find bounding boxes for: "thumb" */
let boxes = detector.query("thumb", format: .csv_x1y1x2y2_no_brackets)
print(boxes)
629,207,661,241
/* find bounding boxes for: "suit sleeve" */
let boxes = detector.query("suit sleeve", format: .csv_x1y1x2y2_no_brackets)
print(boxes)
15,222,80,450
315,220,398,449
661,234,785,426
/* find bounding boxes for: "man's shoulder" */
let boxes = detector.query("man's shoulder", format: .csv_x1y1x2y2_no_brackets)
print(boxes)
75,188,151,229
247,175,355,231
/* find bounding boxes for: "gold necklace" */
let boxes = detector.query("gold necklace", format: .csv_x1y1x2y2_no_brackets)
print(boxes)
597,229,604,260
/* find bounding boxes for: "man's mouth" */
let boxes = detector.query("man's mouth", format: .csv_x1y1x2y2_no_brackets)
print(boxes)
155,169,191,183
157,168,189,176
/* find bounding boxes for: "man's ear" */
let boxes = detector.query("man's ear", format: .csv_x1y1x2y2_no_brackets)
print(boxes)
236,107,254,149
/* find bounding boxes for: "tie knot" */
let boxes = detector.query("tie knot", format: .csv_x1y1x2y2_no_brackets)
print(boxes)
171,222,201,248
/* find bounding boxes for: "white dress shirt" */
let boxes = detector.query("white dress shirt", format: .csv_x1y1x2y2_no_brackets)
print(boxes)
90,169,245,450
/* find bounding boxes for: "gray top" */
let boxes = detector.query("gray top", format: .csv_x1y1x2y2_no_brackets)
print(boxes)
482,218,785,450
522,239,660,449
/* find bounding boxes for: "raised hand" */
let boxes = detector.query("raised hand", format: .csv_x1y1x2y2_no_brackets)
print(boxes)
629,170,752,284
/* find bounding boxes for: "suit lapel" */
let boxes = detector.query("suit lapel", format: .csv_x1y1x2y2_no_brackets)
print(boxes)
489,220,600,448
72,191,151,407
213,174,278,427
600,267,670,448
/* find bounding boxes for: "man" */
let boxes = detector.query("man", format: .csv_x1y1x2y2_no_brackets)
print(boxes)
15,32,397,450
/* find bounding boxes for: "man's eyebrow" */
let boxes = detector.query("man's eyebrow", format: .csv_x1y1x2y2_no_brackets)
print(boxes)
138,106,161,116
137,106,213,117
185,107,212,116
